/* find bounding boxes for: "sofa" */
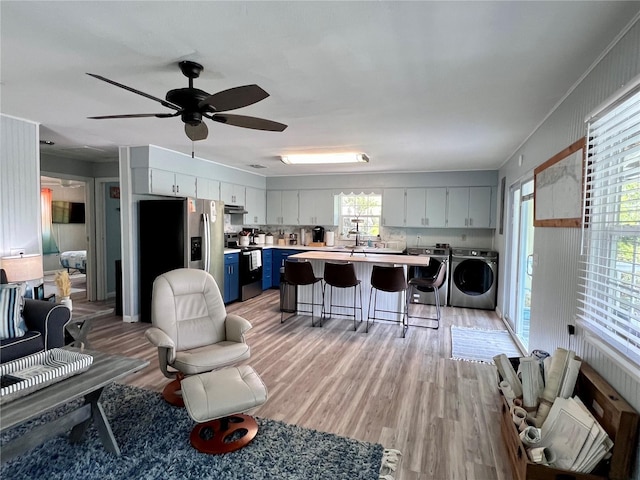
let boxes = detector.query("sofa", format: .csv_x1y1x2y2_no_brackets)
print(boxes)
0,297,71,364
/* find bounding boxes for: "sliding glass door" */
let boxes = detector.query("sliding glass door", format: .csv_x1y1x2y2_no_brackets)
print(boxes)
505,179,535,349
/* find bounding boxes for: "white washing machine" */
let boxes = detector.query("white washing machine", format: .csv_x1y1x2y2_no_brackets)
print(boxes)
449,248,498,310
406,246,450,307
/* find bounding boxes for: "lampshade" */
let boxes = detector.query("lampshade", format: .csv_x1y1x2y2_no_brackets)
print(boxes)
1,254,44,282
281,153,369,165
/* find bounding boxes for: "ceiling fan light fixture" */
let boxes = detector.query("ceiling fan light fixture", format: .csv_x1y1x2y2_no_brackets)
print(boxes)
281,153,369,165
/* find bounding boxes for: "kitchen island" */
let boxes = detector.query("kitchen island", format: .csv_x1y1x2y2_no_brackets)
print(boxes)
287,251,430,328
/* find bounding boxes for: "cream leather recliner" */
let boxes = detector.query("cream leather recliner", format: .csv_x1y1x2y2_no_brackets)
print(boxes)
145,268,252,406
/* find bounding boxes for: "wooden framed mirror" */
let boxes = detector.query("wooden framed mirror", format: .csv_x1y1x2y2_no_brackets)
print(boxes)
533,137,586,227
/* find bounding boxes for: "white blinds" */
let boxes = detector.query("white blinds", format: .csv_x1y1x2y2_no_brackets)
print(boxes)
578,87,640,368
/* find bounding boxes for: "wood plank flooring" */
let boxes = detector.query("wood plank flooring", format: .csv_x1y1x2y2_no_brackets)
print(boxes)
83,290,513,480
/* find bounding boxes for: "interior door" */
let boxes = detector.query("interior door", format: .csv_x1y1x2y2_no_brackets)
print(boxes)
505,179,534,349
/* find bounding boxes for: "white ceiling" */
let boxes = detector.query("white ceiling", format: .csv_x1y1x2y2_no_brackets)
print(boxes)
2,1,638,177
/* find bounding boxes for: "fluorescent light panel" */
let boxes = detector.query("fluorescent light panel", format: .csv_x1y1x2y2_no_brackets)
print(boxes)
281,153,369,165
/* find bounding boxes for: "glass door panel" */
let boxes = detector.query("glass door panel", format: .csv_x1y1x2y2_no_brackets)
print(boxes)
505,179,534,349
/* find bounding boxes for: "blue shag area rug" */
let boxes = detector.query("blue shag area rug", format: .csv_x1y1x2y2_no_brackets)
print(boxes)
1,383,384,479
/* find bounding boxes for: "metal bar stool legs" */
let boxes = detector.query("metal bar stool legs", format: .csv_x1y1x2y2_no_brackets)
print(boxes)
406,261,447,330
281,260,324,327
321,262,363,331
323,283,363,331
366,265,409,338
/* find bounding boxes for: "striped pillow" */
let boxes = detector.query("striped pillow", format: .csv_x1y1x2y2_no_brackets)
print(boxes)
0,284,25,340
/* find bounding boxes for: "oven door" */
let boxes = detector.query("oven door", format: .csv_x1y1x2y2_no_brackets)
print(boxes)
240,249,263,285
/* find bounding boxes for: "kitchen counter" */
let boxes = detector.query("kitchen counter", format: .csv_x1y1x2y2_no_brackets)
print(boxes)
289,250,428,266
238,245,405,254
287,250,430,322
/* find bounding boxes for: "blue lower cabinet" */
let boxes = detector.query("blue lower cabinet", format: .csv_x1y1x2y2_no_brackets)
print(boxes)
262,249,273,290
224,253,239,303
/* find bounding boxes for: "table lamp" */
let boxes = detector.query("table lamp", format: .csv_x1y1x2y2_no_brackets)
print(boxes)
1,253,44,298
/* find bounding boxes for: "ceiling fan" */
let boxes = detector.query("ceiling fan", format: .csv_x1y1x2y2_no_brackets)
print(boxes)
87,61,287,141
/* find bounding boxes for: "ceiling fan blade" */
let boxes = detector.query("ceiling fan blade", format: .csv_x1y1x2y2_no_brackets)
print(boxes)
185,122,208,141
86,73,181,111
199,85,269,112
209,113,287,132
88,112,180,119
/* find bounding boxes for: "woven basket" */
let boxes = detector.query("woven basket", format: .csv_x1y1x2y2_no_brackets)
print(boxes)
0,348,93,405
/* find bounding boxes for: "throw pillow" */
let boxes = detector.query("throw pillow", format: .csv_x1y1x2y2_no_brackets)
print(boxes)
0,284,26,340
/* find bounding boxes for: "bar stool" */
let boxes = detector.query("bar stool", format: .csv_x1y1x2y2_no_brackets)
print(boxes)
281,260,324,327
366,265,409,337
322,262,363,331
407,260,446,330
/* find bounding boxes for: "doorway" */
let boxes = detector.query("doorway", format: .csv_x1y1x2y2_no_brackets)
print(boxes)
505,178,534,349
40,176,88,300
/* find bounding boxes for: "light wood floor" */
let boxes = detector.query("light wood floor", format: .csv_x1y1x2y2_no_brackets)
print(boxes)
83,290,513,480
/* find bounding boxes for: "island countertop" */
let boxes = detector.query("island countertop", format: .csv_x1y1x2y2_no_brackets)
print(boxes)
289,250,429,266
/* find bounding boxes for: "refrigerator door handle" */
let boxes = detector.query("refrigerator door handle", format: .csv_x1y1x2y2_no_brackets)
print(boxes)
206,214,211,272
203,213,210,272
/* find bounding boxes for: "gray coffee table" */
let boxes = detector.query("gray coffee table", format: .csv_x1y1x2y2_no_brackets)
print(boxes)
0,348,149,463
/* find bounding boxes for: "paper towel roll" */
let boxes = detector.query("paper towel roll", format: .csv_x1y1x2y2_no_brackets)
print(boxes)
325,231,335,246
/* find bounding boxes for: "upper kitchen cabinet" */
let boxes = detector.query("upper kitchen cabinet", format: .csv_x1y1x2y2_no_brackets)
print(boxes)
447,186,492,228
196,178,220,201
298,189,336,226
220,182,245,206
245,187,266,225
132,168,197,197
382,188,405,227
267,190,298,225
406,188,447,228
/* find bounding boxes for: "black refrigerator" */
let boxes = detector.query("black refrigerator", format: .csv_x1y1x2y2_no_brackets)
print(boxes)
138,198,225,323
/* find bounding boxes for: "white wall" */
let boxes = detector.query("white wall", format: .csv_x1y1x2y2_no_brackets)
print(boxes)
0,114,41,259
496,16,640,478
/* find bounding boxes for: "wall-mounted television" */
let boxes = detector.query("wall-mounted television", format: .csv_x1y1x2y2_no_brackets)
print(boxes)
52,201,85,224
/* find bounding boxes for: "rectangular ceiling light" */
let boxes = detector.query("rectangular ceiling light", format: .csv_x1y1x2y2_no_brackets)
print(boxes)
281,153,369,165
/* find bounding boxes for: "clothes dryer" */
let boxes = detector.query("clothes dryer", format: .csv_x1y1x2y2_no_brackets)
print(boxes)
449,248,498,310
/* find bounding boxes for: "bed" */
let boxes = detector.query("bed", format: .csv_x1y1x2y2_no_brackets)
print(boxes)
59,250,86,274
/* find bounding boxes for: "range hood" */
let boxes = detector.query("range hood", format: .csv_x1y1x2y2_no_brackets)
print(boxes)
224,204,248,214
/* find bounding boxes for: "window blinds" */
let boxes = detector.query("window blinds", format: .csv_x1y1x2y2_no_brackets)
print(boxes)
578,87,640,368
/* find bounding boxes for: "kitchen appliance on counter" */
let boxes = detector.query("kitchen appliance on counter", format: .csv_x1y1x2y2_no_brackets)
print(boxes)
325,231,335,246
405,246,450,307
224,233,239,248
289,233,298,245
139,198,224,323
312,226,325,243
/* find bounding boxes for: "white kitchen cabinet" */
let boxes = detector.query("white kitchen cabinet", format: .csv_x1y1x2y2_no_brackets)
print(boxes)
424,188,448,227
132,168,197,197
267,190,299,225
220,182,245,206
447,186,492,228
245,187,266,225
298,189,336,226
406,188,447,228
196,178,220,200
382,188,406,227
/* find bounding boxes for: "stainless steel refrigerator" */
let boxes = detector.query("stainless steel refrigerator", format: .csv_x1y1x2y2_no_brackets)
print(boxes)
138,198,225,323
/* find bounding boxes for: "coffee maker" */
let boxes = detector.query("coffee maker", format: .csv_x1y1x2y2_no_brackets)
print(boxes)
312,226,325,243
